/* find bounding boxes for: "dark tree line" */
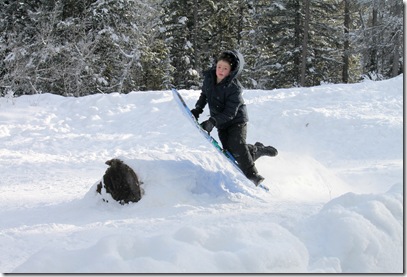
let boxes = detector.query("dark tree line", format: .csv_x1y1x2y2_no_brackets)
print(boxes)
0,0,403,96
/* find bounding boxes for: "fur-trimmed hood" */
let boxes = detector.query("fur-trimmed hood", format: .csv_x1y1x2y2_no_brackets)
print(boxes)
215,49,245,83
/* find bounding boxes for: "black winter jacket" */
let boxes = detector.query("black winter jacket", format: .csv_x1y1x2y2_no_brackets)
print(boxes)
194,51,248,130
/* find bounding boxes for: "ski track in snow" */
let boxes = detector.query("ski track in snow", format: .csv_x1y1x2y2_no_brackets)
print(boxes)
0,76,403,273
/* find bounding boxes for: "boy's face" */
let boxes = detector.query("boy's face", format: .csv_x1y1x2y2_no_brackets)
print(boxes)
216,60,231,83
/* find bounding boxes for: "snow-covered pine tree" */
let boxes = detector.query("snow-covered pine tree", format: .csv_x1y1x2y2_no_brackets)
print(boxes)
354,0,403,80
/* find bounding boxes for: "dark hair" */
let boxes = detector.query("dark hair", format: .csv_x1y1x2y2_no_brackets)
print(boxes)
217,51,238,71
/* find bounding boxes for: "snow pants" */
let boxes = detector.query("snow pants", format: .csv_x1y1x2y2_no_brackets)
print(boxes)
217,123,258,177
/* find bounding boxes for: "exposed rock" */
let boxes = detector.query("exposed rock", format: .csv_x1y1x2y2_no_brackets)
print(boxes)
96,158,143,204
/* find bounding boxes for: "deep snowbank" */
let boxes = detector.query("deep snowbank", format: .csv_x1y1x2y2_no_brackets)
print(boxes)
0,75,403,273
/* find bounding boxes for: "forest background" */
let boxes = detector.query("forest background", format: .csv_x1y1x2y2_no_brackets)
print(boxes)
0,0,404,96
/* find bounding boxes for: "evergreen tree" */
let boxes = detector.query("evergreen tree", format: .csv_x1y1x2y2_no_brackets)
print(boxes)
243,1,303,89
161,0,198,89
136,2,171,91
87,0,161,94
354,0,403,79
0,0,403,96
1,0,49,95
161,0,251,89
341,0,364,83
305,0,344,86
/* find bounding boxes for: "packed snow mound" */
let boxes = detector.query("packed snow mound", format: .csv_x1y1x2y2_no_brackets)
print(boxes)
0,75,403,273
12,182,403,273
299,183,403,273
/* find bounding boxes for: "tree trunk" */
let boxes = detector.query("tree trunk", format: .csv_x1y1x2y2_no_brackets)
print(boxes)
193,0,199,70
391,33,400,77
390,1,402,77
342,0,350,83
300,0,310,86
294,0,302,84
368,6,378,73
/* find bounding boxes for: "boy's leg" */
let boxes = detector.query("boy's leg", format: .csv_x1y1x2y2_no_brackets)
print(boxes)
220,123,257,177
247,143,256,160
218,124,264,185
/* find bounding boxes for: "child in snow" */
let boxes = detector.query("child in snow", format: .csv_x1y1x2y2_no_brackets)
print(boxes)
190,50,278,185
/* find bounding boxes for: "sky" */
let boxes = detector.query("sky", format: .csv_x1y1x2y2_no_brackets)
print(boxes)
0,75,403,273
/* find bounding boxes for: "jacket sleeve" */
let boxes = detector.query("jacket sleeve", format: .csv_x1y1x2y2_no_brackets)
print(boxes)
195,91,207,110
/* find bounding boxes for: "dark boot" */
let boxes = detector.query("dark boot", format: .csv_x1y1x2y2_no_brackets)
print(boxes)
245,166,265,186
248,173,265,186
252,142,278,161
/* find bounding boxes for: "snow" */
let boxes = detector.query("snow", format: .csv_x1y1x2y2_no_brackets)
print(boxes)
0,75,403,273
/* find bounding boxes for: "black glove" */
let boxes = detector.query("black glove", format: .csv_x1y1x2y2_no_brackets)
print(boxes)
190,107,203,120
200,117,216,133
